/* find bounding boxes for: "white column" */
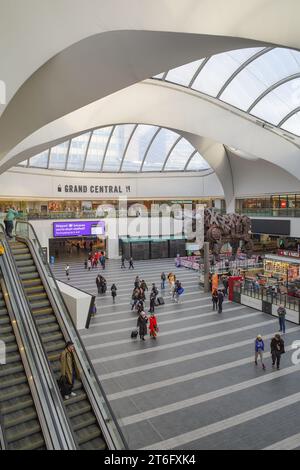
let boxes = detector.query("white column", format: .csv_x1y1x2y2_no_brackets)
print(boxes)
226,197,236,214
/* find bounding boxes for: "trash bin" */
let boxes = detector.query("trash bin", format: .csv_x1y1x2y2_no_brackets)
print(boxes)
50,256,55,265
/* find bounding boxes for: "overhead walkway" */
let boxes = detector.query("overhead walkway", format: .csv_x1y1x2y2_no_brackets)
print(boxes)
5,220,127,450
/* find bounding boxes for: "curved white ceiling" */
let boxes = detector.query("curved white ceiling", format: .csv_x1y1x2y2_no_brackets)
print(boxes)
1,0,300,159
3,80,300,208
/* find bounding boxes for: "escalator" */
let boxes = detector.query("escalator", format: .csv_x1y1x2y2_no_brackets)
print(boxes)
9,240,108,450
0,272,46,450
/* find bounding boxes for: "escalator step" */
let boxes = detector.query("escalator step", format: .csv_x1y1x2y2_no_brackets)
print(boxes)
0,322,13,333
31,307,54,316
22,279,43,288
64,391,87,407
0,331,16,344
0,362,23,378
15,260,35,268
1,342,18,354
80,436,107,451
24,285,45,295
39,323,60,335
0,372,28,390
41,332,64,344
66,401,92,419
20,273,40,281
45,340,65,354
0,383,31,402
5,419,41,444
30,299,51,310
27,293,48,302
76,424,102,446
2,351,22,366
4,406,38,429
1,395,34,415
71,411,96,432
36,315,57,326
7,433,45,451
18,266,39,274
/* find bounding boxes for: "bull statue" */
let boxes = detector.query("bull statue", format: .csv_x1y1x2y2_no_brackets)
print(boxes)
204,209,253,262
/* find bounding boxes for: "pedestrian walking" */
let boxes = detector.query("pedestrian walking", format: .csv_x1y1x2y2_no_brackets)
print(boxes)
149,312,159,339
111,284,117,303
212,289,218,311
59,342,81,400
65,264,70,280
254,335,266,370
121,256,126,269
84,259,88,270
96,275,102,295
137,311,148,341
277,305,287,334
161,272,166,290
271,334,285,370
149,291,156,313
217,289,224,314
87,259,92,271
129,257,134,269
222,276,229,297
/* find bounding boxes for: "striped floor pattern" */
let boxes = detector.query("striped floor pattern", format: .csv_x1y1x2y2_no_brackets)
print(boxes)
52,257,300,450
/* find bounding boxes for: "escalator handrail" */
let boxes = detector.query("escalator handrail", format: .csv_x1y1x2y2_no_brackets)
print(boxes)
15,219,128,450
0,225,78,450
0,404,8,450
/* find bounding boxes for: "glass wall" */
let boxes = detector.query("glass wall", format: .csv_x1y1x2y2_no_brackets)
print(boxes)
236,195,300,217
0,198,224,221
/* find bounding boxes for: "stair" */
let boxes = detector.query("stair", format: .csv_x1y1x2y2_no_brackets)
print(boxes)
9,240,108,450
0,283,46,450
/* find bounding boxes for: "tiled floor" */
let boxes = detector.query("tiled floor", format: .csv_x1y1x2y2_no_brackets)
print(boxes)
52,257,300,450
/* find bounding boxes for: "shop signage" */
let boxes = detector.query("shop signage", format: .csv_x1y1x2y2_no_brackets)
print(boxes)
53,221,105,238
278,250,300,259
57,184,131,194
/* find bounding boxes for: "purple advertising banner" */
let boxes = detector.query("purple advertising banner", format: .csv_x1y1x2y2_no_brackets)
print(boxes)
53,221,105,238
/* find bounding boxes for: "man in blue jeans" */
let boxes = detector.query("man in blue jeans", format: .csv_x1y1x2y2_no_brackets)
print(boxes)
277,305,286,334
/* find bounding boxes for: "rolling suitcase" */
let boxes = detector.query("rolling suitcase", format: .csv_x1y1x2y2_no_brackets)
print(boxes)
157,297,165,305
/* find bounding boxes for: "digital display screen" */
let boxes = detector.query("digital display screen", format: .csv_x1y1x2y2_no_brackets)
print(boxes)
53,221,105,238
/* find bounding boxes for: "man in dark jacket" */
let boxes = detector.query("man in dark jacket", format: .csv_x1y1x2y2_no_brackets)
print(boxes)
218,290,224,314
137,312,148,341
277,305,286,334
271,334,285,370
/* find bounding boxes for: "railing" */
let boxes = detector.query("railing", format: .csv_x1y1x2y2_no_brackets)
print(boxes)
236,208,300,218
0,403,7,450
15,220,128,450
234,282,300,312
0,226,77,449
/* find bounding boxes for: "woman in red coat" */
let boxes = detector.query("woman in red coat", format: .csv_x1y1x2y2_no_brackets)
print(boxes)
149,313,158,339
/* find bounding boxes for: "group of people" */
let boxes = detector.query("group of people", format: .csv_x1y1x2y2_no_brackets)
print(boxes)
84,251,106,270
211,288,225,313
136,310,158,341
167,272,184,303
121,256,135,269
131,277,159,314
254,333,285,371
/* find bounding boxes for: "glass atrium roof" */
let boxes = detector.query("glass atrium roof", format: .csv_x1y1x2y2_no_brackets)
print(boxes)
153,47,300,137
19,125,211,173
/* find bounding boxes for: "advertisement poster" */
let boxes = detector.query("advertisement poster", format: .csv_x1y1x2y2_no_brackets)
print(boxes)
53,221,105,238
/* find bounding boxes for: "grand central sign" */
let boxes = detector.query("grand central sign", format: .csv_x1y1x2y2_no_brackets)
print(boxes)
57,184,131,194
